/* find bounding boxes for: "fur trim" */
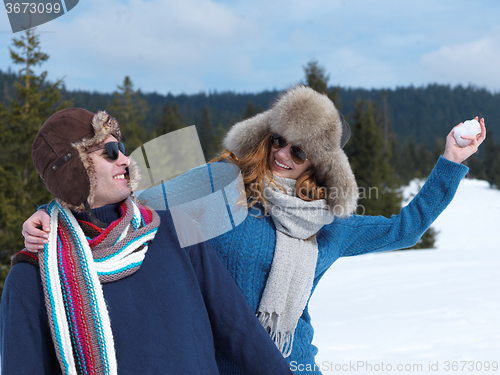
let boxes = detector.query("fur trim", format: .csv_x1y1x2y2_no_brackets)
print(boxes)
127,157,141,192
223,85,358,216
223,111,272,158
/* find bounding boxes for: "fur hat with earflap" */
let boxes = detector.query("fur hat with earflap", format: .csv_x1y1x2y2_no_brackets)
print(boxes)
32,108,140,213
223,85,358,217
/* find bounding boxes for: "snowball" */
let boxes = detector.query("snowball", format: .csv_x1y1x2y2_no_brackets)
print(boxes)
453,119,481,147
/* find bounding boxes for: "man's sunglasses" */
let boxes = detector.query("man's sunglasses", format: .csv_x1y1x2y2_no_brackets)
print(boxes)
89,141,126,161
270,134,308,165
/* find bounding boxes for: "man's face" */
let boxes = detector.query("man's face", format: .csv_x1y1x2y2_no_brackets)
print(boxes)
88,135,131,208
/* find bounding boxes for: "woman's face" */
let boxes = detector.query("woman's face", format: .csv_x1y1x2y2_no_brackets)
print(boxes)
269,143,312,180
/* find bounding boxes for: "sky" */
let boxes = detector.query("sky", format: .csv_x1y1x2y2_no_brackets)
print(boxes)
1,0,500,95
310,177,500,374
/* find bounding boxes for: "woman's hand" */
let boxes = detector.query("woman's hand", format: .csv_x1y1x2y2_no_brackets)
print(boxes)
22,210,51,252
443,117,486,164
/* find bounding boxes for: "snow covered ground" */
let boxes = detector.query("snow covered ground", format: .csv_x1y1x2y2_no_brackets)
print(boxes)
309,178,500,374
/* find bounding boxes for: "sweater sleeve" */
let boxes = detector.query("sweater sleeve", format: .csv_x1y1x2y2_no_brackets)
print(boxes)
186,242,293,375
0,263,61,374
325,156,468,257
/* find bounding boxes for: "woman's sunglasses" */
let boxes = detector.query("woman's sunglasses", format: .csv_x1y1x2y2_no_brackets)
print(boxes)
270,133,308,165
89,141,126,161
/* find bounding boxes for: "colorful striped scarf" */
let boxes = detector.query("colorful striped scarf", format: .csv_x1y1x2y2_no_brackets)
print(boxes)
38,197,160,375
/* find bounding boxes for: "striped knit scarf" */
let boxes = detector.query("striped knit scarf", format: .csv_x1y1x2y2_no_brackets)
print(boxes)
38,197,160,375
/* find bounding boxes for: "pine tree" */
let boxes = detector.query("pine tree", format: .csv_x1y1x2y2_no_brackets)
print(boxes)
398,139,439,250
211,124,227,158
241,101,263,120
344,100,402,217
155,102,185,136
433,138,445,162
0,29,71,184
198,106,214,160
107,76,149,152
0,166,26,291
490,153,500,188
418,142,434,178
397,136,419,184
408,227,438,249
481,129,499,184
0,29,72,294
388,133,401,174
303,60,339,106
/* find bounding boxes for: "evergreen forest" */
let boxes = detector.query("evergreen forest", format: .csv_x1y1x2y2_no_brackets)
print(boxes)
1,31,499,295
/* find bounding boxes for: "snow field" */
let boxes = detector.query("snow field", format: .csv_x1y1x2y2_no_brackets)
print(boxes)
309,179,500,374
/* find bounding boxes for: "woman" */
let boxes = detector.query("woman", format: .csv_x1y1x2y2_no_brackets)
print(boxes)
22,86,486,374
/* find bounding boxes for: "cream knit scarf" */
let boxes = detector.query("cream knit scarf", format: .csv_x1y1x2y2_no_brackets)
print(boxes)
257,176,334,357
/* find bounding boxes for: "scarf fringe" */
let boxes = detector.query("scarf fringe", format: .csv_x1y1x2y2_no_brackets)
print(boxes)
257,312,294,358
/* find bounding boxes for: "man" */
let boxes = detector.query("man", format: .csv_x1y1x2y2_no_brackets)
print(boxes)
0,108,293,374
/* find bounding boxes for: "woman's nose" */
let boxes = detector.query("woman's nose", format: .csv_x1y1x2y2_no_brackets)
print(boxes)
276,144,292,161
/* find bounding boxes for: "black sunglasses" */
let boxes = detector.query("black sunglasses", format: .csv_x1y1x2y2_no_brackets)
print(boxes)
270,134,308,165
89,141,126,161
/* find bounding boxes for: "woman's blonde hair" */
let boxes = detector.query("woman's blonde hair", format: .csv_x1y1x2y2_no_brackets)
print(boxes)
210,133,325,214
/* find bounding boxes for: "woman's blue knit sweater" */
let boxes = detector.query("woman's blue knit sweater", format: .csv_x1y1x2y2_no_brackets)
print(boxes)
213,156,469,374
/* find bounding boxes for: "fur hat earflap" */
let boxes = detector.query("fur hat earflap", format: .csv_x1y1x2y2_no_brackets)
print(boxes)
33,108,140,212
223,85,358,216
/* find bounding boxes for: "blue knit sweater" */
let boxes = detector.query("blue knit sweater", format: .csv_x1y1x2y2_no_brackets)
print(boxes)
213,156,469,375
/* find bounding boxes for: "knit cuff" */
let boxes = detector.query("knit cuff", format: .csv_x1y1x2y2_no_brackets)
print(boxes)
37,204,48,213
435,155,469,181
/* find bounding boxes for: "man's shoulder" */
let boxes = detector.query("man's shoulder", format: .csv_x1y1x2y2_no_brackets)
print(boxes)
149,208,214,257
11,249,39,268
8,260,40,279
147,209,183,248
152,209,174,232
4,259,44,301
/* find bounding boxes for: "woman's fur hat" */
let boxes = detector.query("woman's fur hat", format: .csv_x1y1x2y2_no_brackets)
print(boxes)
32,108,139,211
223,85,358,216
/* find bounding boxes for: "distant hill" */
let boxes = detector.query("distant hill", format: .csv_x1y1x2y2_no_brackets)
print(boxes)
1,69,498,148
338,85,499,149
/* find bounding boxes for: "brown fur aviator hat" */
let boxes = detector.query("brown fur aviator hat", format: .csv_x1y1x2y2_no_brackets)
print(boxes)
223,85,358,216
32,108,139,212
